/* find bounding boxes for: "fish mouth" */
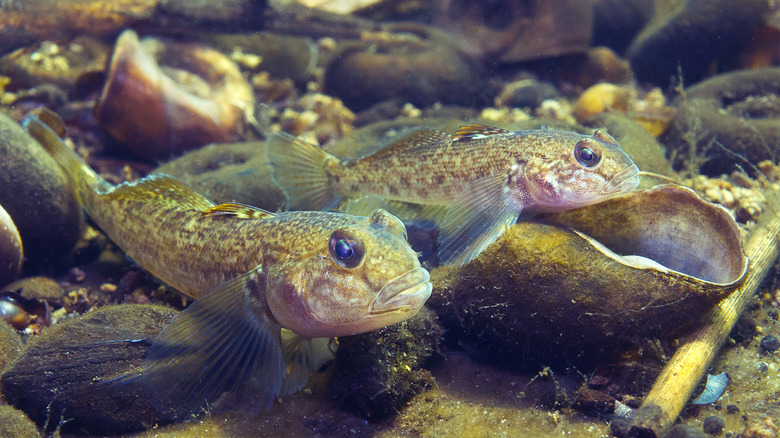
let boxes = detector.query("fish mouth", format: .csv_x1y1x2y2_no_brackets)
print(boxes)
603,164,640,194
372,267,432,313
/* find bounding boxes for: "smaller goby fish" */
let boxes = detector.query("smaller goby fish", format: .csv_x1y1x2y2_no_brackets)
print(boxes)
24,110,431,415
267,124,640,266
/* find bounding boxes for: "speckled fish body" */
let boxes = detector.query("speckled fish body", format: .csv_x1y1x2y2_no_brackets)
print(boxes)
268,124,640,265
24,111,432,416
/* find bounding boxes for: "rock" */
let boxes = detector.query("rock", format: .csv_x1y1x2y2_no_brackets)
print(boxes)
592,0,654,53
196,32,318,84
432,0,593,64
663,68,780,175
324,23,495,112
0,0,268,57
760,334,780,353
0,111,82,262
583,112,674,176
497,79,562,111
153,141,285,211
626,0,768,87
0,203,22,288
0,405,39,438
0,319,21,372
1,304,183,435
702,415,725,435
327,307,440,420
2,277,64,304
574,388,615,416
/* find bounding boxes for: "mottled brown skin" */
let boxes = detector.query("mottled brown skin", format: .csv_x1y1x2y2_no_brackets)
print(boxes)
330,127,638,210
77,175,426,336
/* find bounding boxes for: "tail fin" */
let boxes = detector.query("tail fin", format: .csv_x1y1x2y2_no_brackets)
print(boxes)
266,132,340,211
22,109,110,200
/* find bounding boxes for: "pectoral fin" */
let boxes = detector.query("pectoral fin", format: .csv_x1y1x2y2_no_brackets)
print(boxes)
143,267,285,416
437,173,521,266
279,330,337,395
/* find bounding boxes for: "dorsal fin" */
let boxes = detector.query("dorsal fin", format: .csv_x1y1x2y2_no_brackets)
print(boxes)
202,202,274,219
107,174,215,211
451,124,514,141
366,128,449,157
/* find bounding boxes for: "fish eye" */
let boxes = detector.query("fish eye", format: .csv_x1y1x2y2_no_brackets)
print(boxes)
329,230,364,269
574,140,602,168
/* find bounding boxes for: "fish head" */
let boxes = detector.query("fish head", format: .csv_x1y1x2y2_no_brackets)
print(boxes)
523,130,640,211
266,209,432,338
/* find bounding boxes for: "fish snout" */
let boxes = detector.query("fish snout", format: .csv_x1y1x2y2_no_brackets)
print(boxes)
603,163,640,194
372,266,432,312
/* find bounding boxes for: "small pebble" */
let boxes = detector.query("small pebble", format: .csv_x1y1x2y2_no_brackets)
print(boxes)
703,415,725,435
758,362,769,373
68,267,86,283
760,334,780,352
726,404,739,414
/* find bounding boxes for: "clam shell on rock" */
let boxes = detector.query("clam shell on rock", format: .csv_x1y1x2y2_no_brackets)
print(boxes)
428,185,747,369
94,29,254,161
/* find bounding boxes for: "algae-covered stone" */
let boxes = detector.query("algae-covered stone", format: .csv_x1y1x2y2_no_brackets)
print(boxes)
2,277,64,304
0,111,82,262
626,0,767,87
1,304,182,435
0,319,21,372
327,307,441,420
154,141,285,211
324,23,495,111
664,68,780,176
0,405,39,438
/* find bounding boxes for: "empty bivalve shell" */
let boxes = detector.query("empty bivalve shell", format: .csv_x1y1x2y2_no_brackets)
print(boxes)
429,185,748,369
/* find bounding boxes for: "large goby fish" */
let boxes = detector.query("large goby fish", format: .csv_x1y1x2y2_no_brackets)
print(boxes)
267,124,640,266
23,110,432,415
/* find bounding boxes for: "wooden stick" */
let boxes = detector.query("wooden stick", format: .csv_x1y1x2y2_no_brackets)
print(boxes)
628,192,780,437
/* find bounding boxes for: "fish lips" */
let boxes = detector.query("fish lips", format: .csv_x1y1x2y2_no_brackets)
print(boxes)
372,266,432,313
603,164,640,194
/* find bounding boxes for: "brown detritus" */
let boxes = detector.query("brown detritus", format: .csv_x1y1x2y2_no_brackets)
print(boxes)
574,388,616,416
327,307,441,420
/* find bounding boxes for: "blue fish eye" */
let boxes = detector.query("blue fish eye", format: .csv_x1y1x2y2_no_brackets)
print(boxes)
575,140,602,168
329,231,364,269
335,239,353,259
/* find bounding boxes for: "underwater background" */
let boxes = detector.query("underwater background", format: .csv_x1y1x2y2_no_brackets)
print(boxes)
1,0,780,437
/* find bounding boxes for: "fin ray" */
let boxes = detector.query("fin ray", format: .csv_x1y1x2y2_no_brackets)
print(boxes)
108,174,215,211
364,128,449,158
202,202,274,219
438,174,521,266
452,124,514,141
266,133,339,211
142,267,285,416
280,330,336,396
23,110,107,199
